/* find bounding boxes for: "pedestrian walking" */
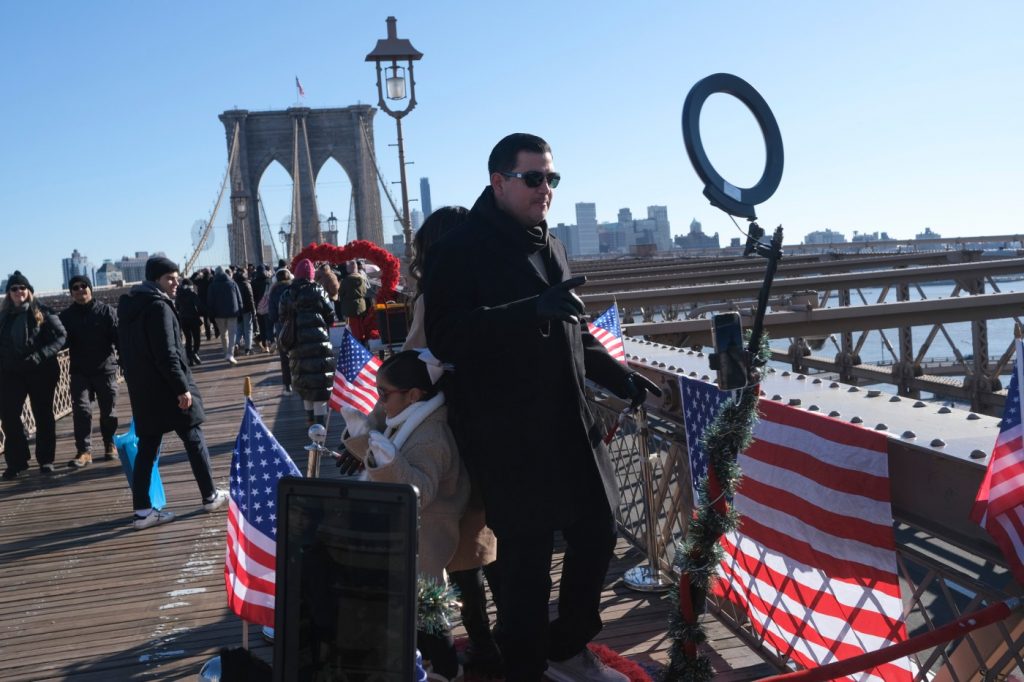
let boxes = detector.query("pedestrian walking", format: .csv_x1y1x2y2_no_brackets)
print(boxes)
206,266,242,365
59,274,120,468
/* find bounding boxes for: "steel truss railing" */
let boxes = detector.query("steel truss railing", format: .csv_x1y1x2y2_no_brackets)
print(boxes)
593,392,1024,680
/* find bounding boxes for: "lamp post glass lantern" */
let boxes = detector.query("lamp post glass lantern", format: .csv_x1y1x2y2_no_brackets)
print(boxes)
366,16,422,259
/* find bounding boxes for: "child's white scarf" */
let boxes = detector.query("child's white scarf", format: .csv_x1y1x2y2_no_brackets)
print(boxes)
382,392,445,449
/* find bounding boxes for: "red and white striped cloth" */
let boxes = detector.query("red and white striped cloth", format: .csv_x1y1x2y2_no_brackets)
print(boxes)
713,400,914,681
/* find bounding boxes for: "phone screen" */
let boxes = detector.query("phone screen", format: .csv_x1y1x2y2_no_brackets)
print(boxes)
713,313,747,390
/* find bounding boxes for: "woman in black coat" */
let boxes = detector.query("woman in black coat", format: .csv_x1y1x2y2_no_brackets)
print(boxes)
278,258,336,425
0,271,67,479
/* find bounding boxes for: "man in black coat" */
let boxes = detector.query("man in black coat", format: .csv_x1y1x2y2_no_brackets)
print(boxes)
117,256,227,530
423,133,660,682
60,275,120,468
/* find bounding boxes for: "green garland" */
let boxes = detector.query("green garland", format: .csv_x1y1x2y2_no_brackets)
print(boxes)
664,337,769,682
417,575,462,636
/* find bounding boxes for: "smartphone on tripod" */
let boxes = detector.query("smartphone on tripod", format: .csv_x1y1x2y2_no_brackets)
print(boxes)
712,313,748,390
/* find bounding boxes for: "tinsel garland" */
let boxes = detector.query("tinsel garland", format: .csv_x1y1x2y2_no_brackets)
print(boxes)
663,336,769,682
417,575,462,636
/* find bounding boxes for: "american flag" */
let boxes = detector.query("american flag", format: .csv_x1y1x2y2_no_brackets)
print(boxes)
681,381,913,681
587,304,625,362
295,76,305,97
225,398,302,627
328,327,381,415
972,337,1024,586
680,375,730,505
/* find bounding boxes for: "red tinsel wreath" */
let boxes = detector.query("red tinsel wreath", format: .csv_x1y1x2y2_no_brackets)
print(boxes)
291,240,401,304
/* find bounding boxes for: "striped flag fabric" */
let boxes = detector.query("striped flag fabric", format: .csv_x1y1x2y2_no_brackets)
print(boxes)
682,383,913,681
225,398,302,627
587,304,626,362
328,327,381,415
971,337,1024,586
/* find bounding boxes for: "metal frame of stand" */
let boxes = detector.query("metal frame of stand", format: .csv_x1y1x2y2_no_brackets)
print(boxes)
623,406,673,592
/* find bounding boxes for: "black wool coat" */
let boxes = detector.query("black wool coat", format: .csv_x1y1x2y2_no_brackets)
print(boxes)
117,283,205,436
423,186,633,534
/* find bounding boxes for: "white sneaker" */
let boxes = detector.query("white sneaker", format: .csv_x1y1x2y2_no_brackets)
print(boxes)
203,489,229,512
546,649,627,682
133,509,176,530
226,356,238,365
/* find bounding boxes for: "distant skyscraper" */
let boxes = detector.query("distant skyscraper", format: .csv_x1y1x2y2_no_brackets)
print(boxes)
617,208,633,225
575,203,599,256
419,178,433,218
647,205,672,251
411,208,424,233
62,249,95,289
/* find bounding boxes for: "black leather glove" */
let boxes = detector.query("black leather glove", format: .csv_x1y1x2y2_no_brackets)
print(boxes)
22,352,42,369
625,372,662,409
333,445,364,476
536,275,587,324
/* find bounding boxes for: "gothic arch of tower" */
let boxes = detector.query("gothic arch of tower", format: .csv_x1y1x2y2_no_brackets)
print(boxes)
219,106,384,265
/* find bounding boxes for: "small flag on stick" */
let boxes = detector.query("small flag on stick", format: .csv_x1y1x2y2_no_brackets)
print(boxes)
224,398,302,627
971,337,1024,586
587,304,626,362
329,327,382,415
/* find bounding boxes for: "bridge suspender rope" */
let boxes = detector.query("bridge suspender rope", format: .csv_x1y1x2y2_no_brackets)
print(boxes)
300,117,320,243
184,121,239,275
359,116,404,230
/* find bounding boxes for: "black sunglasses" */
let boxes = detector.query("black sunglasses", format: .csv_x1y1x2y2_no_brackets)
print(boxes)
71,284,89,291
8,285,27,293
500,170,561,189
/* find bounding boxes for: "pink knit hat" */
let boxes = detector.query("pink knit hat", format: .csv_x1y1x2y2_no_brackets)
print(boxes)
293,258,315,281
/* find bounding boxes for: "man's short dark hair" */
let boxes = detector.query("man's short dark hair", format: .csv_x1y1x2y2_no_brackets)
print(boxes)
488,133,551,174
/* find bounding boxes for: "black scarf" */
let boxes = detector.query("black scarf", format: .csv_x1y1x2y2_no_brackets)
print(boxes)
473,186,550,255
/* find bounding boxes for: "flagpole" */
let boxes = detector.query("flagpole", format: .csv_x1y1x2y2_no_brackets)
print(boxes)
241,377,253,650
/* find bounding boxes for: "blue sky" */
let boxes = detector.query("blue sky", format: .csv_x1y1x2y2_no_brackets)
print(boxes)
2,1,1021,291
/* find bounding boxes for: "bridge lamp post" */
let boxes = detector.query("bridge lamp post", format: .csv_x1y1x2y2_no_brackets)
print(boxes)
324,212,339,246
278,225,290,262
234,196,249,266
365,16,422,259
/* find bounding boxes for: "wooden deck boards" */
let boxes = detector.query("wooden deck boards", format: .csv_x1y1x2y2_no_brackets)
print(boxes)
0,342,775,680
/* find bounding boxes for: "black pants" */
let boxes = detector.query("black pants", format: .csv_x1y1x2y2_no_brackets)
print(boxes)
494,509,617,682
70,370,118,454
182,319,202,357
1,362,60,470
133,424,216,511
449,562,502,653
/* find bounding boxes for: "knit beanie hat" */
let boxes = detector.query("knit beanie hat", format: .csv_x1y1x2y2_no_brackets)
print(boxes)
68,274,92,291
294,259,315,281
6,271,33,293
145,256,179,282
276,268,292,282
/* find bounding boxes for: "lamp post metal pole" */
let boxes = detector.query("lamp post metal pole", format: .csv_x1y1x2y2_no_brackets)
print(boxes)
395,116,412,259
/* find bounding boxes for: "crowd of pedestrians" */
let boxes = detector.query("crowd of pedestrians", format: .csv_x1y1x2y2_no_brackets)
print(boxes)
0,132,657,682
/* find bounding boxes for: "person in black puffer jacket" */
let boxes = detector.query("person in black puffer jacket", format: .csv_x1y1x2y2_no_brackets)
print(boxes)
0,271,67,479
278,258,336,425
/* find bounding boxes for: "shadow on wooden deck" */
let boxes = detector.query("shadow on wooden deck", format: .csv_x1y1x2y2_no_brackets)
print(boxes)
0,341,774,680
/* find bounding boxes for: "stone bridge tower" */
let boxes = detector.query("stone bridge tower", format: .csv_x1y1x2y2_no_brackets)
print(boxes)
219,106,384,265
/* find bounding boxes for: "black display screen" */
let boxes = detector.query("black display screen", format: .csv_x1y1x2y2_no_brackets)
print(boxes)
273,478,419,682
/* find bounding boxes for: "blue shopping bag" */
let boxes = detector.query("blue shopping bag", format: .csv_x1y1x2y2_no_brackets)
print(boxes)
113,419,167,510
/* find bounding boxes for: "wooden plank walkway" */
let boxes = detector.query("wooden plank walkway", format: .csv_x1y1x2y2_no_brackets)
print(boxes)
0,340,775,680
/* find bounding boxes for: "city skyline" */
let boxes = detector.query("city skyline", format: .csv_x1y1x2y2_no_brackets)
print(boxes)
3,2,1022,290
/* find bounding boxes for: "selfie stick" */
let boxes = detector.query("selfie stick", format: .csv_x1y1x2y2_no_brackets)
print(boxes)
743,222,784,381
